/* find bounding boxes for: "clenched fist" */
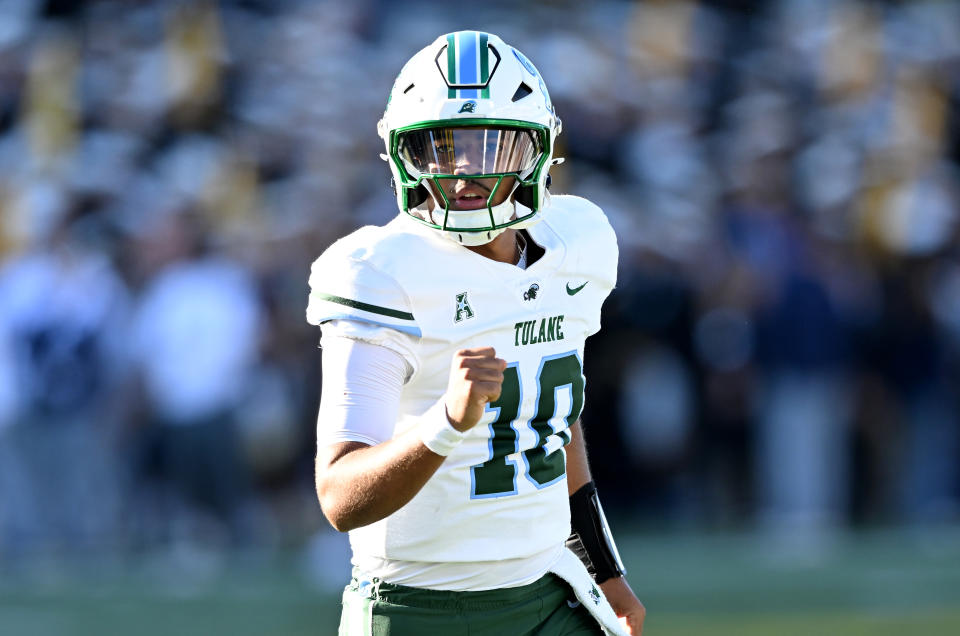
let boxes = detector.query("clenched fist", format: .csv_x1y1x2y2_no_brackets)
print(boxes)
443,347,507,432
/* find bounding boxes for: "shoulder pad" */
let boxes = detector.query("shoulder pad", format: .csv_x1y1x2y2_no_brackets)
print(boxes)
306,227,420,337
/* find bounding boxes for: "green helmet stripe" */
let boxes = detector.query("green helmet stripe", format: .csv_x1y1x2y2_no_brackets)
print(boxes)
479,32,490,98
446,34,456,99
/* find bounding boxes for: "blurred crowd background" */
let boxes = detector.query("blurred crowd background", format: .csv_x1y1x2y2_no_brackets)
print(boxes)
0,0,959,578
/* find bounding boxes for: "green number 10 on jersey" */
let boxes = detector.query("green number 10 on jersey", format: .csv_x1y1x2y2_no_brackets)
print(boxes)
470,352,584,498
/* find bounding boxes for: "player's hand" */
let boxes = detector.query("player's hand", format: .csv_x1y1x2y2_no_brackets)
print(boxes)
443,347,507,432
600,577,645,635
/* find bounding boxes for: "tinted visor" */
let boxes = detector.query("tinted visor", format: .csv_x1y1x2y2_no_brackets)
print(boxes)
398,127,541,177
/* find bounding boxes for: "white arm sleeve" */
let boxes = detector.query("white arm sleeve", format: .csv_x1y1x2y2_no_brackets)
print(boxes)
316,335,408,447
317,327,466,455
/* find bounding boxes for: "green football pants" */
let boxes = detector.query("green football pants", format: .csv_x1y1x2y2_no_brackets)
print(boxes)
339,572,603,636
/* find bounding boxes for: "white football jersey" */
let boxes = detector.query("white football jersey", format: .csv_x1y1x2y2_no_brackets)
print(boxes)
307,195,617,565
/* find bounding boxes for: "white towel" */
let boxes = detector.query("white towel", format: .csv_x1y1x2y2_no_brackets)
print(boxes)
548,547,631,636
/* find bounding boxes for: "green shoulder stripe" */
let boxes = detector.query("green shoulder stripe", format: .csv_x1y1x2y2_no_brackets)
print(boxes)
316,293,415,321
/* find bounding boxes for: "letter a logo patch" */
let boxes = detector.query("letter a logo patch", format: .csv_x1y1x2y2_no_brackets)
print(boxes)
455,292,475,322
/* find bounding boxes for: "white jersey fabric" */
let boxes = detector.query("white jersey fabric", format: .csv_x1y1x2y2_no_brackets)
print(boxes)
308,195,618,589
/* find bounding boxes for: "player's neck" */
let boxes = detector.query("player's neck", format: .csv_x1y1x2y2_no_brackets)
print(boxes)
465,229,521,265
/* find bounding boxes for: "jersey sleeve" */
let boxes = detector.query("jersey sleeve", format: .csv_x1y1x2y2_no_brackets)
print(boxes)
307,254,420,336
584,199,619,294
564,196,619,336
307,249,422,373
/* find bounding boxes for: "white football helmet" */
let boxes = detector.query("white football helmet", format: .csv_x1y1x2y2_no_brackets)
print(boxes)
378,31,562,246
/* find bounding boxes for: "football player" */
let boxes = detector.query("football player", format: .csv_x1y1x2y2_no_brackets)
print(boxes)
309,31,645,635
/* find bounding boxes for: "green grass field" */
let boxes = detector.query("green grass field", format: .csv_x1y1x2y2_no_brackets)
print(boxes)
2,527,959,635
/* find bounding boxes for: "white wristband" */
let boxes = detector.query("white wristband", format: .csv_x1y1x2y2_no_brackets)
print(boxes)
419,400,466,456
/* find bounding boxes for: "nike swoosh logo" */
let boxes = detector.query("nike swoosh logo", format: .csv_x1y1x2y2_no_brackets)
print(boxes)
566,281,588,295
567,599,581,609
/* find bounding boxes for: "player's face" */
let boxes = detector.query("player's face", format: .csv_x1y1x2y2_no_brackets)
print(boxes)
427,130,515,210
398,127,539,211
427,177,517,211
